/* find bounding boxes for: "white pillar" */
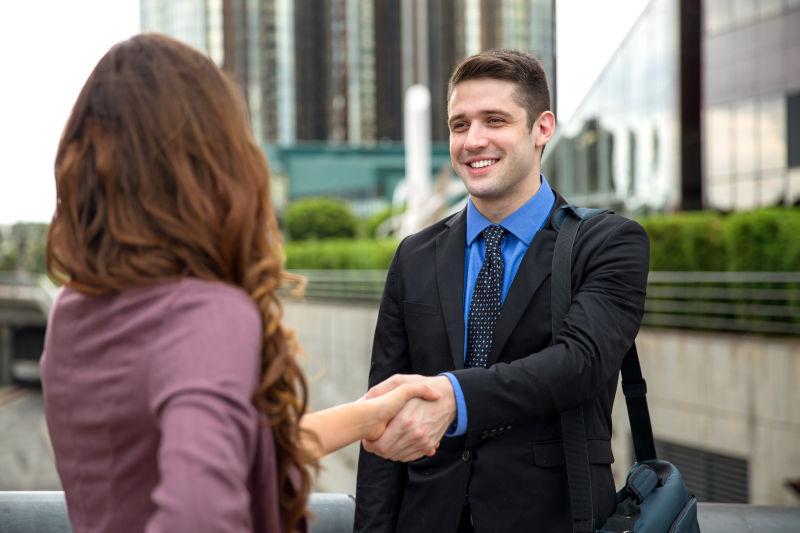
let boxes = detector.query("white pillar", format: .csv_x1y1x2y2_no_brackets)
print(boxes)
400,84,432,237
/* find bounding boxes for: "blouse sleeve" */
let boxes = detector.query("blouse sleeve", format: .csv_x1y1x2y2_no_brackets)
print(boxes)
145,284,264,533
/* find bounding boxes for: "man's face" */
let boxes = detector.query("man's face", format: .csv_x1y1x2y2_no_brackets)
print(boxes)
448,78,549,210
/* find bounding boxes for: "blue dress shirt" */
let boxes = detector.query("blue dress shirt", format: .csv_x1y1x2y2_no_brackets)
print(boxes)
442,175,555,436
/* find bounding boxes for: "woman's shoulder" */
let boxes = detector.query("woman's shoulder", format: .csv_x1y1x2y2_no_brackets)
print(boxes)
168,278,259,318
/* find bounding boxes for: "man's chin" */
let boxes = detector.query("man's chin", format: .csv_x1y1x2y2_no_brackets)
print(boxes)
462,176,500,195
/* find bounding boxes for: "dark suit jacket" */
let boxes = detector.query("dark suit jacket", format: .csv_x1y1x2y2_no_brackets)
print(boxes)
354,194,649,533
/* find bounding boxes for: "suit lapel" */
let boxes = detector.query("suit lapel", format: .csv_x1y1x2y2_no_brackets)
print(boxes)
436,209,467,370
487,197,564,365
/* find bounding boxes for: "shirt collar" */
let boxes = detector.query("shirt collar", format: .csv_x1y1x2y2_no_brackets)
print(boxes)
466,174,555,246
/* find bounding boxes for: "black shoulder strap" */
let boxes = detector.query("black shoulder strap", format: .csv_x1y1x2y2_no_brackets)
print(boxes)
620,344,657,462
552,212,594,533
552,206,657,533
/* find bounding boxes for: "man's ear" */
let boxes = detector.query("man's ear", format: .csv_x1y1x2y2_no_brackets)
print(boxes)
534,111,556,148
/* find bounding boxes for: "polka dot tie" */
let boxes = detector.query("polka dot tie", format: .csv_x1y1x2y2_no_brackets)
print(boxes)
466,225,506,368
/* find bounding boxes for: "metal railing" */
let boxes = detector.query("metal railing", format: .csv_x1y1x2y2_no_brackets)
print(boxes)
645,271,800,335
2,270,797,336
285,270,800,336
2,491,799,533
0,272,54,326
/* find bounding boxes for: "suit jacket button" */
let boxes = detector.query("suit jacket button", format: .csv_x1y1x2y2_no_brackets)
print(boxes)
461,449,471,462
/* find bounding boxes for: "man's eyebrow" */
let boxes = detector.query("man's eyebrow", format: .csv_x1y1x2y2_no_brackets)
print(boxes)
448,109,513,124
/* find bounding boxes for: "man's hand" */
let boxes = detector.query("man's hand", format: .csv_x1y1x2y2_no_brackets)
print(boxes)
362,374,456,462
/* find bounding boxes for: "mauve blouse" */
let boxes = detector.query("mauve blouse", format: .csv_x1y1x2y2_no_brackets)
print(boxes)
41,278,292,533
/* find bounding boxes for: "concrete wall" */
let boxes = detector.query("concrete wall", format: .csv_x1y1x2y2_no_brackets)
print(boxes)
613,330,800,506
284,300,800,505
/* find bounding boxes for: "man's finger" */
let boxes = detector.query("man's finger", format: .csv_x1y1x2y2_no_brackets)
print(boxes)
401,383,441,402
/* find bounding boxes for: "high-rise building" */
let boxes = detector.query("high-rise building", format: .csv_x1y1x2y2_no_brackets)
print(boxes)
141,0,557,146
543,0,800,214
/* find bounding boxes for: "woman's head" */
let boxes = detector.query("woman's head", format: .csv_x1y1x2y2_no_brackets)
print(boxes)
49,32,271,291
48,33,313,531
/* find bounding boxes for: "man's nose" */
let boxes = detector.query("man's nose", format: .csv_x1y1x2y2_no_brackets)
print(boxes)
463,124,489,151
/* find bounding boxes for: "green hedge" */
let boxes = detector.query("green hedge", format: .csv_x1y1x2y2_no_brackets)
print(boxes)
283,197,357,241
722,208,800,272
3,208,797,274
284,239,398,270
639,212,726,271
640,207,800,271
282,207,800,271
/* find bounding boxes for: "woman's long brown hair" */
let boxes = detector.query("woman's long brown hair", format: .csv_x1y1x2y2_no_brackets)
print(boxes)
47,33,314,531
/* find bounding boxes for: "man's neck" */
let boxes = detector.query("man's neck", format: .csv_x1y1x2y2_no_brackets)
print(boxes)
471,173,542,224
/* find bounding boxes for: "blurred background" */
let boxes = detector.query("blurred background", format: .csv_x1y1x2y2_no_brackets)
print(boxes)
0,0,798,510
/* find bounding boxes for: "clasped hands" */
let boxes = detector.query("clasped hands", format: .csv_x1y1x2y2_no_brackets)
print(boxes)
361,374,456,462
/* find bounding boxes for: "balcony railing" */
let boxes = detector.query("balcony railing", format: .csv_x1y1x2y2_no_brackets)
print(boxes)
285,270,800,336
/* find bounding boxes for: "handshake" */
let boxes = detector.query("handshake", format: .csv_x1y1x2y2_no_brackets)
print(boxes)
359,374,457,463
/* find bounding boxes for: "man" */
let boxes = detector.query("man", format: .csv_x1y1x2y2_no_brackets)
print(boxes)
354,50,649,532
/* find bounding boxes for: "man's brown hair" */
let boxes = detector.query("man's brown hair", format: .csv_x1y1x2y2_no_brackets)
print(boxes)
448,49,551,129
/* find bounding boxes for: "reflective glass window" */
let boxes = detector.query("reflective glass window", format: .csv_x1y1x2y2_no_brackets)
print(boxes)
788,93,800,168
759,96,786,172
707,178,734,211
761,174,786,206
734,100,758,174
734,175,759,209
706,105,733,177
628,130,638,194
789,168,800,205
734,0,758,26
758,0,782,19
705,0,734,34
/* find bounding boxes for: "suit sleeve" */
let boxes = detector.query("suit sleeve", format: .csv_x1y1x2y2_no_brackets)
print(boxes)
452,217,650,448
354,247,412,533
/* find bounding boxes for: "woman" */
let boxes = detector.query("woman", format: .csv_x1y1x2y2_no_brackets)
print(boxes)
41,33,434,533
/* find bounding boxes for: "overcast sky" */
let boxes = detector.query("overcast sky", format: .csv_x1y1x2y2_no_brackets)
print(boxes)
0,0,648,225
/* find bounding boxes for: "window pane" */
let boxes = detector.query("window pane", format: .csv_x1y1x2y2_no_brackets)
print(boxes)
761,173,786,206
789,168,800,206
759,96,786,171
707,178,734,211
705,0,734,34
758,0,782,19
706,105,733,177
734,100,758,174
734,175,758,210
734,0,758,26
788,93,800,168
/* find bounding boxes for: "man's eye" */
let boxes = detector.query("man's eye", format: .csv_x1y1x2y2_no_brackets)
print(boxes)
451,122,467,131
487,117,504,125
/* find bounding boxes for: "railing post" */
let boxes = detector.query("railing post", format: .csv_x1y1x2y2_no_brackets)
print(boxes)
0,325,12,385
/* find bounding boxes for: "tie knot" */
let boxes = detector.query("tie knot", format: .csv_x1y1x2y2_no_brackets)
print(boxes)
483,225,505,251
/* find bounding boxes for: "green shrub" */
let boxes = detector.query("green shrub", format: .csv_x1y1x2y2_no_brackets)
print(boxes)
640,212,726,271
285,239,398,269
0,223,48,273
723,208,800,271
284,197,357,241
362,206,404,238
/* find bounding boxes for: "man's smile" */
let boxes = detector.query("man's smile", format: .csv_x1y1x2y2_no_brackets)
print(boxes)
468,159,498,169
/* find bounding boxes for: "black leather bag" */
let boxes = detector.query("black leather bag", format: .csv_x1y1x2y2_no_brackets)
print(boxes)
553,206,701,533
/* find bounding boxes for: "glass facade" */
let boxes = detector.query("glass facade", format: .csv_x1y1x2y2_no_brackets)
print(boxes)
544,0,678,213
703,0,800,210
544,0,800,214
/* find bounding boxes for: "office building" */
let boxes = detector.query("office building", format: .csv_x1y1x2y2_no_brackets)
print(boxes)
142,0,557,146
543,0,800,213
